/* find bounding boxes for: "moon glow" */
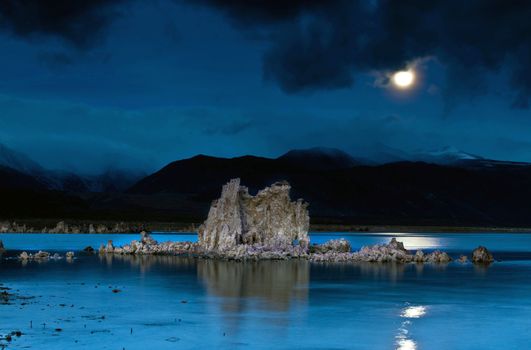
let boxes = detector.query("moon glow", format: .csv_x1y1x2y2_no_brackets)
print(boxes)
392,70,415,89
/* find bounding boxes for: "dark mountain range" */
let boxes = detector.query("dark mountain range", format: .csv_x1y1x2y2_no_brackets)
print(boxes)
127,149,531,226
0,165,45,191
277,147,367,169
3,145,531,227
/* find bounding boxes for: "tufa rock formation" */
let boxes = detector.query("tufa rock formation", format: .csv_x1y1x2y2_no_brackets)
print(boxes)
198,178,310,252
311,238,351,254
472,246,494,264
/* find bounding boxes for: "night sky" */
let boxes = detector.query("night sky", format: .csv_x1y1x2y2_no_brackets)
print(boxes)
0,0,530,174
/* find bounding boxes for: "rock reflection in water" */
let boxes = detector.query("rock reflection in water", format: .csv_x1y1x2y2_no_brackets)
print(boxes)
100,254,197,274
198,259,309,313
315,261,410,282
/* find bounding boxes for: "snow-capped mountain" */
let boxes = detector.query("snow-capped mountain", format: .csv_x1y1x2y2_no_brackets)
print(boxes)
0,142,144,192
411,146,531,168
413,146,483,165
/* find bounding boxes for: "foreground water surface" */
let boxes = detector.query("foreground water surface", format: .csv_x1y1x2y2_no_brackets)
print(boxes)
1,232,531,349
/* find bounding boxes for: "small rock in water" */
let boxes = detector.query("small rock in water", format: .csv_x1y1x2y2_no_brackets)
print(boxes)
34,251,50,260
414,250,425,263
424,250,451,263
112,289,121,293
458,255,468,263
66,251,75,259
19,251,30,260
472,246,494,264
83,246,95,253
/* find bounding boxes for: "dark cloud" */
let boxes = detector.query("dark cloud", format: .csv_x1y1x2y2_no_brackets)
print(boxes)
0,0,126,49
193,0,531,107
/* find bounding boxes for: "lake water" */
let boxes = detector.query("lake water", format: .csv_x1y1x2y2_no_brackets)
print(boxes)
1,232,531,349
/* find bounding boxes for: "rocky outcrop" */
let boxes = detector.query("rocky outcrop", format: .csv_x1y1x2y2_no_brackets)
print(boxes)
95,180,489,265
17,251,71,261
110,231,199,255
423,250,452,263
198,179,310,253
18,251,54,260
308,238,455,263
104,231,479,265
0,220,145,233
472,246,494,263
311,239,351,253
310,238,411,263
0,221,28,233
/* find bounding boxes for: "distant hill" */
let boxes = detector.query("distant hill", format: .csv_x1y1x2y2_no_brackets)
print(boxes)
4,145,531,227
129,147,364,195
0,165,45,191
277,147,366,170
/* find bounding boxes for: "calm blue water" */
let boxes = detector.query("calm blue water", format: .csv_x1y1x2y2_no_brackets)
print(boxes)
1,232,531,349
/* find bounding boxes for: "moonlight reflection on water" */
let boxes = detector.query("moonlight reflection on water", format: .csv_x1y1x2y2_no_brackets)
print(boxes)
396,305,428,350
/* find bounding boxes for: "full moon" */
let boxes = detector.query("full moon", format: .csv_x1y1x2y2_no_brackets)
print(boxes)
392,70,415,89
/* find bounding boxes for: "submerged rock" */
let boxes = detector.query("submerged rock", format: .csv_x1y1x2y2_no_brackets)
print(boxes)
472,246,494,264
198,178,310,253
